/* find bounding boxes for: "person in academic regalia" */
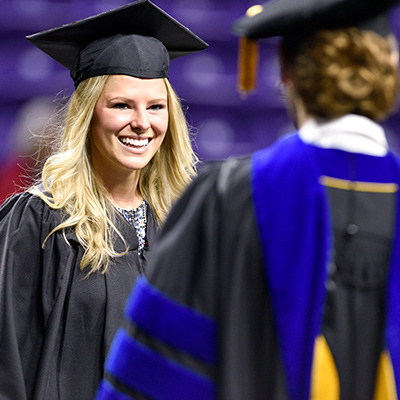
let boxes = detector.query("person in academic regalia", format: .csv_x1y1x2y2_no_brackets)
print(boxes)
95,0,400,399
0,2,207,399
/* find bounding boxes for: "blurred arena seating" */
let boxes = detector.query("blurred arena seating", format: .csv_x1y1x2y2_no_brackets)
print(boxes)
1,0,400,201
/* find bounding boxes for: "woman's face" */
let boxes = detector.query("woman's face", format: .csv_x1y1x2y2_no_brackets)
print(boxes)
90,75,168,179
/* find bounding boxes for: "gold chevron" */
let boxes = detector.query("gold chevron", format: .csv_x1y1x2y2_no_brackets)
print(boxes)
374,351,398,399
310,335,339,399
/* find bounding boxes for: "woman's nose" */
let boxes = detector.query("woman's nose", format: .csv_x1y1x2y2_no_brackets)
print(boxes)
130,109,150,132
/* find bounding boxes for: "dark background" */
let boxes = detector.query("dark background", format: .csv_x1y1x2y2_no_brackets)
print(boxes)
2,0,400,184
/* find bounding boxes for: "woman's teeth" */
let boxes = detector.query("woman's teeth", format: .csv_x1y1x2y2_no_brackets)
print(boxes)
120,137,149,147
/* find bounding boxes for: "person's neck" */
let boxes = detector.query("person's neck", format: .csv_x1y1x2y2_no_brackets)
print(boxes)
103,172,143,210
292,93,309,128
284,81,309,129
111,193,143,210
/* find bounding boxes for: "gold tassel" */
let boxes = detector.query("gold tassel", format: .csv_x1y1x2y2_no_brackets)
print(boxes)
237,36,259,98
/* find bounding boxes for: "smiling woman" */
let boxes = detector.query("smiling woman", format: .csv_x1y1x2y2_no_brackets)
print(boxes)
0,1,208,400
90,75,169,207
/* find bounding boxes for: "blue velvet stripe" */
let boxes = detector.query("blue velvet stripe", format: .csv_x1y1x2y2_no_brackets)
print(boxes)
95,379,135,400
385,154,400,395
125,275,216,364
251,134,331,400
105,329,216,400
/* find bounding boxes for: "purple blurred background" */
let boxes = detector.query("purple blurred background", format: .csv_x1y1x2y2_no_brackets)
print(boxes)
2,0,400,200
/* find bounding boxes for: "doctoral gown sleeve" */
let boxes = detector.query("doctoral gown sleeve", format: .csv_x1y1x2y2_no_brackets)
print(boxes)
0,192,79,400
96,158,288,400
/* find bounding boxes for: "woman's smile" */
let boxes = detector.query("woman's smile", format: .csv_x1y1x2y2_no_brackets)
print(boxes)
119,136,151,148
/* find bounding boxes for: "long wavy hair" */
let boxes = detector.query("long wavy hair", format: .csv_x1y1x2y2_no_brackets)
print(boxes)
281,28,399,121
32,75,198,274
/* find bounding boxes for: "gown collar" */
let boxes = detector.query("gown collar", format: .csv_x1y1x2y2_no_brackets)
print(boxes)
299,114,388,156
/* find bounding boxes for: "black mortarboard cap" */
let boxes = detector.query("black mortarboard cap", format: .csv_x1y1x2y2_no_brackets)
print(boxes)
231,0,400,95
26,0,208,87
232,0,399,40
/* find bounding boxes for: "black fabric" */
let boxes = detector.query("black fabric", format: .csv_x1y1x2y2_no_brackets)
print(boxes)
231,0,398,39
145,158,290,400
0,190,158,400
71,35,170,85
139,146,394,399
324,185,395,399
26,0,208,86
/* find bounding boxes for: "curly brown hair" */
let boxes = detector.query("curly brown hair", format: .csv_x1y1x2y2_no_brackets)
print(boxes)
281,28,399,121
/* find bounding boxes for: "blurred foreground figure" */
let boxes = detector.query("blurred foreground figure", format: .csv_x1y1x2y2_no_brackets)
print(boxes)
98,0,400,399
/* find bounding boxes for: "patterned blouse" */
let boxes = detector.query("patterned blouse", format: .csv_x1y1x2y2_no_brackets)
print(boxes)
116,200,147,254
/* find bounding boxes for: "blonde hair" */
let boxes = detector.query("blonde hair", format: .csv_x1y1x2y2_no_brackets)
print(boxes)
139,79,198,222
32,75,198,274
281,28,399,121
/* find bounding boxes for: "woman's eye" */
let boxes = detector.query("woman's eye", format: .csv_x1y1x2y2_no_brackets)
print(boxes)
149,104,165,111
113,103,129,110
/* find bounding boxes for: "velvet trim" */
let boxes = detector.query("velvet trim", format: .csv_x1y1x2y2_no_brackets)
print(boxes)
95,379,135,400
251,133,400,398
251,134,334,399
125,276,216,364
105,329,216,400
385,154,400,396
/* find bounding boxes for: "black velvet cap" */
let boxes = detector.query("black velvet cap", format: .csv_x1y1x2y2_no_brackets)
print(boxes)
232,0,400,39
26,0,208,86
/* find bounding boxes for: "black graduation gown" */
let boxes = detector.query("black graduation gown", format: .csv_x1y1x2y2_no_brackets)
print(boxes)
98,141,398,399
101,157,290,399
0,190,158,400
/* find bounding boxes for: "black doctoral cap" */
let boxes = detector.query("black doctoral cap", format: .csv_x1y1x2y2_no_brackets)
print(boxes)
231,0,400,94
26,0,208,87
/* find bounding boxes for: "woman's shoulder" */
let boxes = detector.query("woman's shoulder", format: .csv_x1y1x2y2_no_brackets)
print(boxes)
0,187,62,228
